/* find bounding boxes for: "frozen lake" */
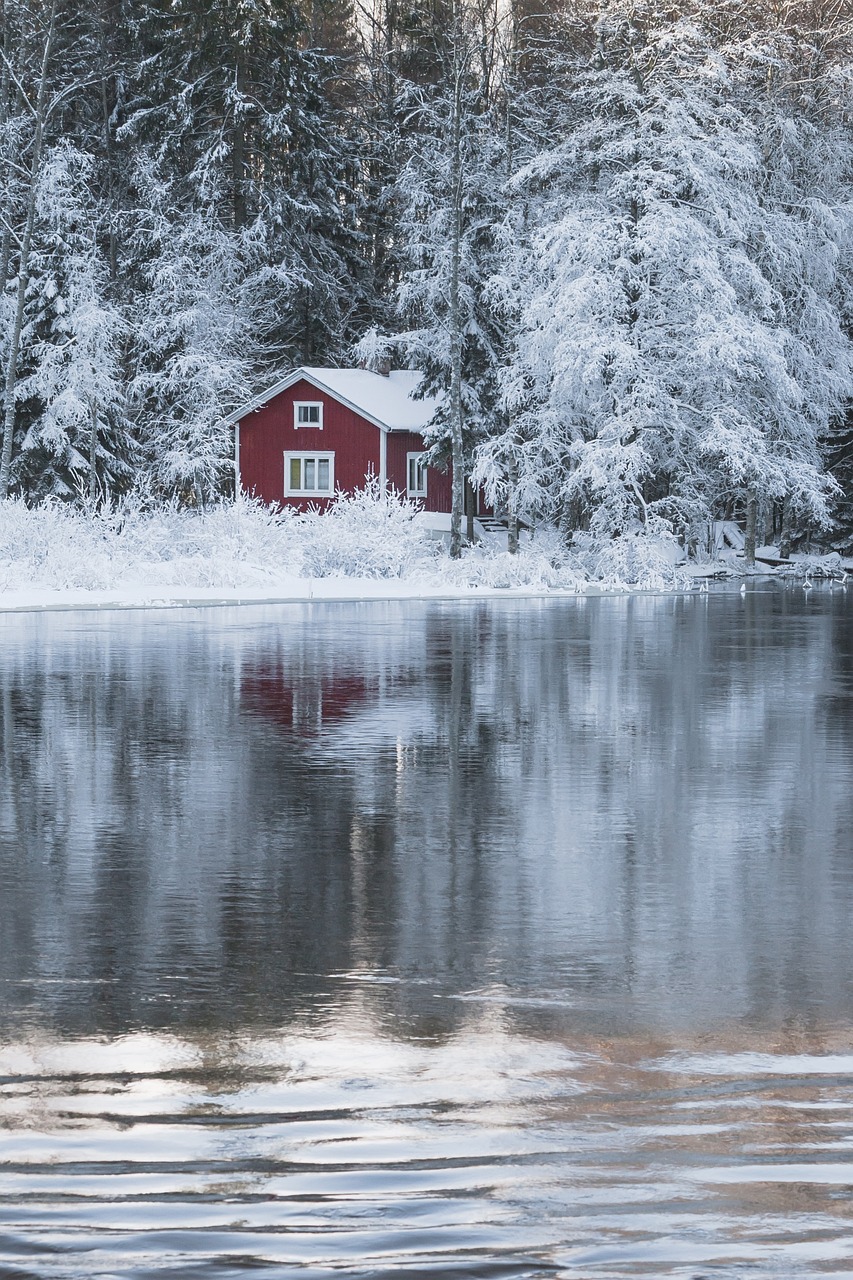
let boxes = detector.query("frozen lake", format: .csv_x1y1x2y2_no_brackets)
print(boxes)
1,586,852,1278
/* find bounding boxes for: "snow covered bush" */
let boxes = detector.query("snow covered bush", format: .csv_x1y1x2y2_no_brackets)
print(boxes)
0,488,787,600
104,495,302,588
0,488,437,593
439,525,690,593
0,498,114,590
432,527,584,591
0,495,300,592
298,481,436,579
573,529,692,592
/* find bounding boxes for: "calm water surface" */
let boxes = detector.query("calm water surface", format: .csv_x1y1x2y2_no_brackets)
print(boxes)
0,587,852,1278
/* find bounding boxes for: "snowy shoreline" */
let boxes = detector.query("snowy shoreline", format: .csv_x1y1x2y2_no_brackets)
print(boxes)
0,494,843,618
0,569,788,615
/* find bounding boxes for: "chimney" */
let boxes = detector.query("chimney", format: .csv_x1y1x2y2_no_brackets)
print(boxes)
353,329,393,375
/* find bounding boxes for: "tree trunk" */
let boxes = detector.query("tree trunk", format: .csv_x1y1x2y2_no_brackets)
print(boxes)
88,404,98,504
507,452,519,555
447,33,465,560
98,12,118,284
764,502,776,549
0,1,56,501
465,477,475,544
505,17,519,557
232,59,247,229
779,498,791,560
744,492,757,566
0,6,15,293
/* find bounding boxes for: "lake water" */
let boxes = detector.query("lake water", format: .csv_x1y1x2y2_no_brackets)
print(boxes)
1,586,852,1278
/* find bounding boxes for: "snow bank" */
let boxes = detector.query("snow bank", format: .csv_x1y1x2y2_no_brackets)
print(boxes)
571,529,692,592
0,491,718,611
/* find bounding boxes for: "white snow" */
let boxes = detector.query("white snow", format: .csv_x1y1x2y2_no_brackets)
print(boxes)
0,488,710,614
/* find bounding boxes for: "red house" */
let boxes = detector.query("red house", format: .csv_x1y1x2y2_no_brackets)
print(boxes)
227,366,454,512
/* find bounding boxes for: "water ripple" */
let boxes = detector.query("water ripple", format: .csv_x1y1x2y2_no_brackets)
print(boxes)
1,1031,852,1277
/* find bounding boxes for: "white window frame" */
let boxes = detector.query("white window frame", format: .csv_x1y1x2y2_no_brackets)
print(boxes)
284,451,335,497
407,452,428,499
294,401,323,429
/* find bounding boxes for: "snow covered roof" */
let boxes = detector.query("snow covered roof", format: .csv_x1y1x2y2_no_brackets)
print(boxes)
226,367,441,433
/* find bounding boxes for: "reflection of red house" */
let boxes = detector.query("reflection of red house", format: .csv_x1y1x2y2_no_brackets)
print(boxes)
227,366,455,512
241,663,379,733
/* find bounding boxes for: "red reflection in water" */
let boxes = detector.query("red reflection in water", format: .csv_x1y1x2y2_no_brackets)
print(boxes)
240,661,379,733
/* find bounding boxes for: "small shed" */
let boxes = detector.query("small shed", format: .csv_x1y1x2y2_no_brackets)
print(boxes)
227,366,454,512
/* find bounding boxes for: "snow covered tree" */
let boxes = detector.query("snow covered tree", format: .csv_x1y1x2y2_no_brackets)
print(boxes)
16,144,130,501
394,0,509,557
126,0,369,367
493,4,851,548
0,0,58,499
0,0,130,502
717,0,853,553
126,161,266,504
271,46,372,364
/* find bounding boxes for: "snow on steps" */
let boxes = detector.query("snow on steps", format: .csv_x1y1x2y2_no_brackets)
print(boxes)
711,520,746,554
413,513,524,549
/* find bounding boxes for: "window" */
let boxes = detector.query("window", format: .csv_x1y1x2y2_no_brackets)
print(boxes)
285,452,334,496
407,452,427,498
294,401,323,428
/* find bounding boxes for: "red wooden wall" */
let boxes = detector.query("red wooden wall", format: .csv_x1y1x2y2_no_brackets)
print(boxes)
386,430,452,513
387,434,491,516
237,378,383,509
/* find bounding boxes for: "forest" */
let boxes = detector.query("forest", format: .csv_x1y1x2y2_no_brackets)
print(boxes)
1,0,851,561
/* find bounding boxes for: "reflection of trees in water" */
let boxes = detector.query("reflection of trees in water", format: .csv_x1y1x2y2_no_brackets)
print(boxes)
0,591,851,1041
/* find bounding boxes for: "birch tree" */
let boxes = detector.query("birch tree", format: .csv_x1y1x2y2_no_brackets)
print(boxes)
472,0,555,552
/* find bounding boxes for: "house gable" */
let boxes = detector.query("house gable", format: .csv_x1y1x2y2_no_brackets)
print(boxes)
237,377,384,509
228,367,439,434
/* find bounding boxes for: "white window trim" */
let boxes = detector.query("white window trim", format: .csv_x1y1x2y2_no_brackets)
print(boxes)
407,451,428,499
294,401,323,429
379,429,387,489
284,451,335,497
